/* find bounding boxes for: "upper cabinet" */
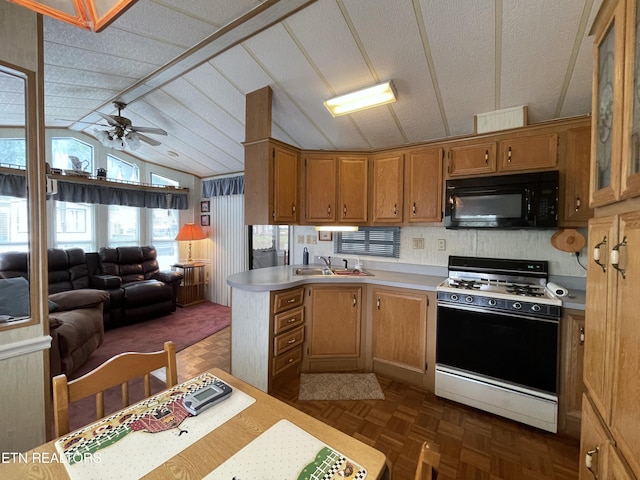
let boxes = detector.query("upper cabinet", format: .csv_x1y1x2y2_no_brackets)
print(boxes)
560,122,594,226
590,0,640,206
371,152,404,224
337,155,369,224
447,132,557,177
404,146,443,223
244,139,299,225
304,154,337,224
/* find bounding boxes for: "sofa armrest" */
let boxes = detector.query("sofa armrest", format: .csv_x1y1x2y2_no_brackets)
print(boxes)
153,270,183,287
48,289,109,312
90,274,122,289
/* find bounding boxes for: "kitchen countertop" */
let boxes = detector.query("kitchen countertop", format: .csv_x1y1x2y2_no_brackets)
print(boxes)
227,264,587,311
227,264,444,293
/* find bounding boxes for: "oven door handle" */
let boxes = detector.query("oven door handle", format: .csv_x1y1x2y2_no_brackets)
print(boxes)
437,302,559,324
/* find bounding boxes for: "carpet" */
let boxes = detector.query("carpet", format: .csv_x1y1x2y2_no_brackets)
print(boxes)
70,301,230,380
61,302,230,433
298,373,385,401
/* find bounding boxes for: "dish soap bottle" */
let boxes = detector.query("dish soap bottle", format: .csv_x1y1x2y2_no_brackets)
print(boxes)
302,247,309,265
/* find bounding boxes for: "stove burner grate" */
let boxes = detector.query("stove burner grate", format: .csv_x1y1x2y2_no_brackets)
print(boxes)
449,279,481,290
505,284,545,297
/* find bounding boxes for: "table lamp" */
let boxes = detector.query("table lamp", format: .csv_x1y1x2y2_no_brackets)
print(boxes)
175,223,207,264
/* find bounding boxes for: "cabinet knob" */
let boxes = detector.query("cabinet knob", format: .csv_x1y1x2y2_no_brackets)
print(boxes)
353,295,357,307
327,204,331,216
507,146,512,163
575,195,581,212
343,204,347,216
484,150,489,164
412,202,417,215
393,203,397,215
579,326,585,345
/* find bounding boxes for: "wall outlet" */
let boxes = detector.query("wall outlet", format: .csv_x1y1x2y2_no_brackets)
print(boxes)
412,238,425,249
438,239,446,251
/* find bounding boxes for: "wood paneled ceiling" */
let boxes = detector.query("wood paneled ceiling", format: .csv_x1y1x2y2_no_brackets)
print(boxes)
2,0,601,178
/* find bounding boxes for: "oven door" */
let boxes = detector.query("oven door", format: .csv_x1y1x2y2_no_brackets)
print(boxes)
436,303,559,394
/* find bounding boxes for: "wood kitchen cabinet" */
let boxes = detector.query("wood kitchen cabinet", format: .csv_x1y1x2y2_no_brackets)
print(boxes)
404,146,443,223
270,287,305,391
338,155,369,224
371,287,428,374
498,132,558,172
304,154,337,223
371,151,403,223
447,140,497,176
560,124,594,226
558,309,585,439
582,211,640,478
244,139,299,225
304,285,362,372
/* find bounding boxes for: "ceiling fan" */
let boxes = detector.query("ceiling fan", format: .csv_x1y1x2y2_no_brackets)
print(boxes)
93,101,167,151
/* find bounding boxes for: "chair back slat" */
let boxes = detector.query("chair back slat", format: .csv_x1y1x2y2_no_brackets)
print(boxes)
414,441,440,480
53,341,177,437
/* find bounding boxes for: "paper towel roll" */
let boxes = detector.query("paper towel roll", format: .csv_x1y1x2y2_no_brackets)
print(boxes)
547,282,568,297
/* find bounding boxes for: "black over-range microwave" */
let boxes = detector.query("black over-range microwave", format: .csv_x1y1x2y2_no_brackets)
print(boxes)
444,170,559,229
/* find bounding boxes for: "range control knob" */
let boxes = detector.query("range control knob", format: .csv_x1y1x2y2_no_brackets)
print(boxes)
531,304,541,312
488,299,497,306
513,302,522,310
450,294,458,301
465,295,474,303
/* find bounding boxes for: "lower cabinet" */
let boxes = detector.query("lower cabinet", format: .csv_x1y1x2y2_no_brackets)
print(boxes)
303,285,363,372
371,287,428,375
269,287,305,391
558,309,586,438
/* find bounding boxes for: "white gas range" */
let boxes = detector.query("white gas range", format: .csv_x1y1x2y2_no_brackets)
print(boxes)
435,256,563,433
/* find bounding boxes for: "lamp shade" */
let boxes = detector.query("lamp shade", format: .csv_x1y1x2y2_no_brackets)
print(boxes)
7,0,137,32
175,223,207,241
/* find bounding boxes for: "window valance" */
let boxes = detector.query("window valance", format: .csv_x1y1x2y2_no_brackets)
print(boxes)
202,175,244,197
0,170,188,210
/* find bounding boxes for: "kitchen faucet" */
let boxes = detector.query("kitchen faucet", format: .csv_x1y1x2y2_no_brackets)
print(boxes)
319,256,331,270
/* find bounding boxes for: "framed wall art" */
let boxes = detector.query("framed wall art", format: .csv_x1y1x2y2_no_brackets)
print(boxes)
200,200,210,213
200,214,210,226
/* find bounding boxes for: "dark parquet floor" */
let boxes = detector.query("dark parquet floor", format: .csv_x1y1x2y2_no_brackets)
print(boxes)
177,327,580,480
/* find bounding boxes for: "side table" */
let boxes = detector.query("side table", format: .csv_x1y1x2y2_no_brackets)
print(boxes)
172,263,206,306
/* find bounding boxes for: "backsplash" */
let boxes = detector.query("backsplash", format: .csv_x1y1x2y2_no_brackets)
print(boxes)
292,225,588,279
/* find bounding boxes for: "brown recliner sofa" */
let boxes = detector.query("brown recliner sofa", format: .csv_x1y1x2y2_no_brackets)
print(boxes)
48,289,109,376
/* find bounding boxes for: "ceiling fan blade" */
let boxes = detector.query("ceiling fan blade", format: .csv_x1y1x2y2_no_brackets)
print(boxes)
131,126,167,135
137,133,162,146
56,118,110,127
98,112,119,127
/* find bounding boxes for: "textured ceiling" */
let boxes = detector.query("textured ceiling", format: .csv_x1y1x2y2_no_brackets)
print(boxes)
2,0,601,178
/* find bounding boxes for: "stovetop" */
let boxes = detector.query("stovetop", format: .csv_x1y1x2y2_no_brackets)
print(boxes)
437,277,562,307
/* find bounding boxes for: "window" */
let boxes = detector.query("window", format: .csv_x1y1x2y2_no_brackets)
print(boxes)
0,138,26,167
334,227,401,258
0,138,28,252
54,201,95,251
150,173,179,268
52,137,93,172
107,156,140,247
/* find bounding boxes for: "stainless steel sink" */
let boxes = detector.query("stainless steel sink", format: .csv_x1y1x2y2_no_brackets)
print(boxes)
294,267,333,276
293,267,372,277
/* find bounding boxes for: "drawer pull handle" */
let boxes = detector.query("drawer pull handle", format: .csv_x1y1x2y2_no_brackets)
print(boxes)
575,195,581,211
288,357,294,363
287,318,296,323
484,150,489,164
287,338,297,344
507,146,512,162
579,326,585,345
412,202,416,215
286,298,296,303
610,236,627,279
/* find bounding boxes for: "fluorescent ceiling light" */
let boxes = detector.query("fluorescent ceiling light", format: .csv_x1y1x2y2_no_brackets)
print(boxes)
315,226,359,232
324,81,397,117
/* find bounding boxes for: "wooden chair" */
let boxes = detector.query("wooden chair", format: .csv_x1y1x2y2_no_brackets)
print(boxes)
52,341,178,437
415,441,440,480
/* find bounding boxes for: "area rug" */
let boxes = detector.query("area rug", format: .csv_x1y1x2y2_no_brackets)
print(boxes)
298,373,385,401
70,301,230,380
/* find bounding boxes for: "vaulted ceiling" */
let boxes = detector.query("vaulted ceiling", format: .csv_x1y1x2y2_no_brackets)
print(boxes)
3,0,601,178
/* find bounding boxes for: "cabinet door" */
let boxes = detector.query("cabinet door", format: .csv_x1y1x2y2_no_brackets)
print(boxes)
272,144,298,223
621,0,640,200
308,286,361,358
579,394,611,480
590,1,625,207
405,147,443,223
609,210,640,477
447,142,497,176
559,311,586,438
371,152,403,223
304,154,337,223
372,288,427,373
338,155,368,223
584,216,618,421
562,126,594,226
499,133,558,172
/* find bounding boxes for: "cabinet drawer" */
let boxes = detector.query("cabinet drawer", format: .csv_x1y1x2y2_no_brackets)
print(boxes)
273,287,304,313
274,306,304,335
274,325,304,356
272,346,302,376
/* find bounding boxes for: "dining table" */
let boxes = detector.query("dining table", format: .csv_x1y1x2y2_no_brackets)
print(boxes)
2,368,389,479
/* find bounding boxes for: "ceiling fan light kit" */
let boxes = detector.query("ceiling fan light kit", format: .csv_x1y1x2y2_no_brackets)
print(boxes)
93,101,166,151
324,81,397,117
7,0,137,32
